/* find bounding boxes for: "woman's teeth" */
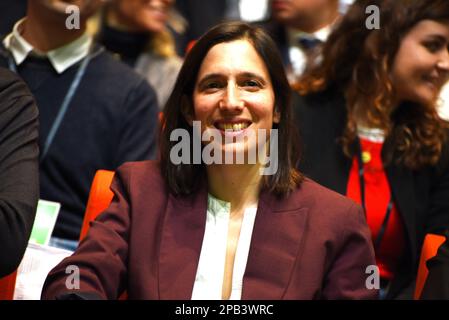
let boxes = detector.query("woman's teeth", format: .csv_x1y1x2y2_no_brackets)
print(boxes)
217,123,249,131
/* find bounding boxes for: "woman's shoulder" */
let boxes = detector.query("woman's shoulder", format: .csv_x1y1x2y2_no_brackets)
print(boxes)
115,160,165,189
284,178,365,229
297,178,360,212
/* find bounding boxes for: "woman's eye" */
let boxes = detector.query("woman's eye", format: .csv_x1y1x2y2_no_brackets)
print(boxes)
204,82,222,90
424,41,443,53
242,80,261,88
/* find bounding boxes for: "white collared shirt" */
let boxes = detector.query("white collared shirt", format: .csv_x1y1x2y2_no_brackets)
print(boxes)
191,194,258,300
3,18,92,74
287,25,332,80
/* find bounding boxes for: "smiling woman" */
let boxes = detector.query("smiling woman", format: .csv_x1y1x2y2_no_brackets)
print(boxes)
294,0,449,299
41,21,377,300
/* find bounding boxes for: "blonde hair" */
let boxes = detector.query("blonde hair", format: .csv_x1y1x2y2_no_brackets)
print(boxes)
87,5,181,58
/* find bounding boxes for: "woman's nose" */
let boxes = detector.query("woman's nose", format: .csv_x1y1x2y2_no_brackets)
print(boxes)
219,85,244,111
437,50,449,72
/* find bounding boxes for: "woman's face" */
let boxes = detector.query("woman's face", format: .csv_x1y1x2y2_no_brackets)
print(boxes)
192,39,279,159
391,19,449,106
114,0,174,33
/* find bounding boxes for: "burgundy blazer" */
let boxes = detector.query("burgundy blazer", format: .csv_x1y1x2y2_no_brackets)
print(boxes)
42,161,378,300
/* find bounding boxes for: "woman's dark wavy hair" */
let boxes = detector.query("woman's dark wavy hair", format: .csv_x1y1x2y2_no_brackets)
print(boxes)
296,0,449,170
159,21,302,196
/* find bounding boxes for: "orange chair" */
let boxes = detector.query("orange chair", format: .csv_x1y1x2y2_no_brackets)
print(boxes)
79,169,128,299
414,233,446,299
0,170,115,300
0,270,18,300
79,170,115,241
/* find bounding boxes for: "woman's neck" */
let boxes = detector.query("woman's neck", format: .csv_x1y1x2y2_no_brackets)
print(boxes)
206,164,262,215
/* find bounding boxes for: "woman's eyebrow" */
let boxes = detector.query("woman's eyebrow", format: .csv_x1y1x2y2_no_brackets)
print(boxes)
239,72,267,84
423,34,448,42
196,73,222,86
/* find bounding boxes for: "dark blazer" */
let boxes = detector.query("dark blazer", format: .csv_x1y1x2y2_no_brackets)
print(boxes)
0,67,39,276
42,161,377,300
293,89,449,298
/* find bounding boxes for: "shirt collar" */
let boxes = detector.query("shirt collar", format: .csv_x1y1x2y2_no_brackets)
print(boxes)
207,193,231,219
207,193,259,220
3,18,93,74
287,24,332,47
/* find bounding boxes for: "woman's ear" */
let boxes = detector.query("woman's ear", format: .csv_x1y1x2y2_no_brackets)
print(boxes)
181,95,194,126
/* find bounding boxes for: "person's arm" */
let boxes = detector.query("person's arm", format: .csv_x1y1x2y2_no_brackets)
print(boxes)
41,164,133,300
322,203,379,299
115,79,159,166
0,69,39,277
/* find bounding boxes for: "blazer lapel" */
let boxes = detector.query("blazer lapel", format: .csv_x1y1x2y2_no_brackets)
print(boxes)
386,163,416,261
158,186,208,299
242,190,310,299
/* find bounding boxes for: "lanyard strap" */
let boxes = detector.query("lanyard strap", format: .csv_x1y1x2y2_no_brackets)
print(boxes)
355,139,393,250
8,52,91,162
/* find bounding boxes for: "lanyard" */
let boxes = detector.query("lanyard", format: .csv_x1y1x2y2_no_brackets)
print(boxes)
355,140,394,250
8,51,91,162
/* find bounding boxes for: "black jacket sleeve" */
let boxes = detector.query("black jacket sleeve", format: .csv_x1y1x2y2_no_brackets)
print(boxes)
0,67,39,277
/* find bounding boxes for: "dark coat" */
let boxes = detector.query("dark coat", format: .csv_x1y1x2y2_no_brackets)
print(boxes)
0,67,39,276
293,88,449,298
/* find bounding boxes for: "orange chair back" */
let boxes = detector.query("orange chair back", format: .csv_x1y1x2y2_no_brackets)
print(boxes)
79,170,115,241
0,270,18,300
414,233,446,299
79,169,128,299
0,170,115,300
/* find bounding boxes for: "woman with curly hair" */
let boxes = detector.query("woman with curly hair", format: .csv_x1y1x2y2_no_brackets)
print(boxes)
294,0,449,299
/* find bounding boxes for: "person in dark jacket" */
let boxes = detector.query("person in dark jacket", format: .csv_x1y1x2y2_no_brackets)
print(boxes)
0,0,159,250
260,0,340,83
294,0,449,299
0,67,39,277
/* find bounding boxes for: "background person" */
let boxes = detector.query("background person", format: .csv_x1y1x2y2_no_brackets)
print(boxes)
0,0,159,251
294,0,449,299
262,0,341,83
95,0,183,109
